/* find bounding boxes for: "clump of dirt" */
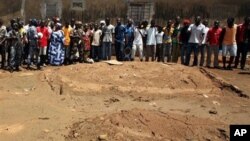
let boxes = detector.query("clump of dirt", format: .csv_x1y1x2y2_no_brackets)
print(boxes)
66,109,228,141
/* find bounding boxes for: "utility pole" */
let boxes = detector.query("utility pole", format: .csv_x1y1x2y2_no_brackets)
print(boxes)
21,0,26,23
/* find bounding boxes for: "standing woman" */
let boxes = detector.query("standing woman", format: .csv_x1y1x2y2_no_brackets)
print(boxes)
48,23,65,66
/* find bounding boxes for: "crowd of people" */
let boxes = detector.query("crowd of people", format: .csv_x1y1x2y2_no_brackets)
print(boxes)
0,16,249,73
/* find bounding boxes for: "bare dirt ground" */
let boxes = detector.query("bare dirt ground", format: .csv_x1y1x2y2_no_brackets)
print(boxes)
0,62,249,141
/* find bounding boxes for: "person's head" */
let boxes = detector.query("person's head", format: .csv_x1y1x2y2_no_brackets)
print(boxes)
203,19,208,27
167,20,172,27
40,20,45,28
94,23,98,31
227,17,235,28
183,19,190,27
128,18,133,26
150,20,155,27
65,21,70,28
71,18,75,26
214,20,220,28
84,23,89,32
56,23,62,31
116,18,121,25
12,23,18,31
157,26,162,32
75,21,82,29
175,16,181,25
18,21,24,29
10,19,16,27
105,18,110,25
244,16,250,25
195,16,201,25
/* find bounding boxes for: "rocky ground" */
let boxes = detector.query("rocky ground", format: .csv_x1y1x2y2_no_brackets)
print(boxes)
0,62,249,141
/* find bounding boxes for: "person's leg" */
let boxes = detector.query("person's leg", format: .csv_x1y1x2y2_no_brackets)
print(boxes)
0,44,7,69
78,44,84,63
180,44,185,64
138,44,143,61
115,41,120,61
222,45,227,69
199,44,205,66
206,45,212,67
27,45,34,68
35,47,41,69
107,42,112,60
185,43,192,66
227,45,237,70
193,44,199,66
131,44,136,60
240,43,249,69
166,43,172,62
145,45,150,62
97,46,102,61
15,45,23,70
156,44,160,62
161,43,166,62
214,45,220,68
9,46,16,72
172,43,179,63
118,42,125,61
234,43,242,68
151,45,156,61
91,45,96,60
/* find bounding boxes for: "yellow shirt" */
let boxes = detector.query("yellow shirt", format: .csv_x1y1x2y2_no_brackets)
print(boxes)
223,24,237,45
62,26,72,46
163,27,174,44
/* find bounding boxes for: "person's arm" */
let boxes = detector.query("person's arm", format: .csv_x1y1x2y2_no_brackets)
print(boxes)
236,25,241,44
219,27,226,47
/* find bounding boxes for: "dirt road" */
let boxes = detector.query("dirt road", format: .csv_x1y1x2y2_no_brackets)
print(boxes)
0,62,249,141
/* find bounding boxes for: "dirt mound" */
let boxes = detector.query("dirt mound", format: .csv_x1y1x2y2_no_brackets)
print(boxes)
43,62,221,97
66,109,228,141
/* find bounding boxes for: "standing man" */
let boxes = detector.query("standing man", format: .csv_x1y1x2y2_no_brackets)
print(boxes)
37,20,49,67
171,16,181,63
163,20,174,63
146,20,157,62
199,19,209,67
0,19,7,69
27,19,40,70
124,19,134,61
114,18,125,61
131,24,144,61
234,17,250,70
91,24,102,62
220,17,237,70
101,18,115,60
207,20,222,68
62,21,72,65
179,19,191,65
185,16,205,66
7,23,22,72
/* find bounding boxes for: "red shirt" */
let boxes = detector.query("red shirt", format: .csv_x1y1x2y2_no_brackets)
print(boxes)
207,27,222,46
236,24,248,43
37,26,49,48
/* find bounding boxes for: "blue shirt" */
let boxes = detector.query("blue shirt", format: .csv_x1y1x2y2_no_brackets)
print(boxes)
125,25,134,45
115,25,125,43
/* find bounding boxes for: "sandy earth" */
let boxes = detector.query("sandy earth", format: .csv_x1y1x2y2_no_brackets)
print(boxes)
0,62,249,141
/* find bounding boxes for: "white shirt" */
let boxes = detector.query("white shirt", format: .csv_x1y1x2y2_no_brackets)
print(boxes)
202,27,209,44
146,27,157,45
133,28,143,45
102,24,115,42
188,23,206,44
92,29,102,46
156,31,164,44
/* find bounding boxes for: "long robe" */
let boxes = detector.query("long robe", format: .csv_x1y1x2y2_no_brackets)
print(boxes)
49,30,65,65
